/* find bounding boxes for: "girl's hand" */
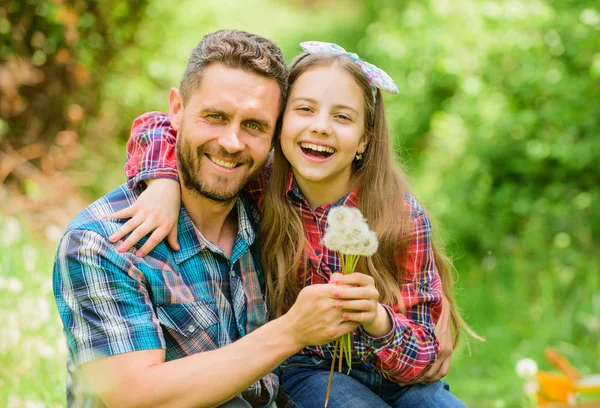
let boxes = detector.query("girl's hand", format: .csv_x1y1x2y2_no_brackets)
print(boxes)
105,179,181,257
330,272,392,337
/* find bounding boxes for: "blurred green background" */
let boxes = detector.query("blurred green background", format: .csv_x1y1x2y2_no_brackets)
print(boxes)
1,0,598,407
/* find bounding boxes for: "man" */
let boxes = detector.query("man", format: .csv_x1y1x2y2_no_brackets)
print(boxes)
53,30,357,407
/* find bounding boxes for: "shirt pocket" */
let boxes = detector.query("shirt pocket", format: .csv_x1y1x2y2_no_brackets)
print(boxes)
156,300,220,360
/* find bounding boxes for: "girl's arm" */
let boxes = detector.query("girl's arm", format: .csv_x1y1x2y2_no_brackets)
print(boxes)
124,112,179,189
107,112,181,256
334,210,443,384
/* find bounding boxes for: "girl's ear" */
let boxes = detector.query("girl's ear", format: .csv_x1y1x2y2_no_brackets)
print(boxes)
357,136,369,155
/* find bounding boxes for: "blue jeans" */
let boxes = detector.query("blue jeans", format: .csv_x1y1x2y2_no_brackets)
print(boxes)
279,355,466,408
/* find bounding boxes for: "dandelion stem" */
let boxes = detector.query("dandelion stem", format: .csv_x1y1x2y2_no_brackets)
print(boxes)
325,339,339,408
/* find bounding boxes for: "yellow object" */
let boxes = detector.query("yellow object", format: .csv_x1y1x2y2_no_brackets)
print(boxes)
536,371,575,405
517,349,600,406
576,375,600,394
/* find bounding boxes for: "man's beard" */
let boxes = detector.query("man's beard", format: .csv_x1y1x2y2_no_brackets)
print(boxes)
177,134,257,205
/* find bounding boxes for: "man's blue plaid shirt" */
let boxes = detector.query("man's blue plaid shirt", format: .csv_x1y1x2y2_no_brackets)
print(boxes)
53,183,276,407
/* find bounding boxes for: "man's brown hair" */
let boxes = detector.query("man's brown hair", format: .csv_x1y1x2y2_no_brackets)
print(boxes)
180,29,288,110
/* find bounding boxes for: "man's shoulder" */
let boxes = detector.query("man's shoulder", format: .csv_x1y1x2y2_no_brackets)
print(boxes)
65,183,138,240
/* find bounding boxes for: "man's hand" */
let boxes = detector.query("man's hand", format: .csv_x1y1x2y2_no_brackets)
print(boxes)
422,294,453,382
105,178,181,257
405,294,453,385
283,283,358,349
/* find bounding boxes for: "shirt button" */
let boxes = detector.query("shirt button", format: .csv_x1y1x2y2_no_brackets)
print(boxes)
188,325,196,333
315,249,321,255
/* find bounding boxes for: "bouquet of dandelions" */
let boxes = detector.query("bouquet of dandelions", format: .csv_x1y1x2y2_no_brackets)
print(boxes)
321,206,378,407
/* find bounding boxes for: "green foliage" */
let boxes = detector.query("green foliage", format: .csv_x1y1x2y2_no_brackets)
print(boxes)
0,0,149,146
0,216,65,407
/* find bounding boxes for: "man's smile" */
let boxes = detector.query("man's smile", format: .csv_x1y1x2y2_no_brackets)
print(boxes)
206,154,242,169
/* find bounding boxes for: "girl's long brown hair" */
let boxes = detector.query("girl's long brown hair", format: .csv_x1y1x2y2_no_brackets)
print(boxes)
259,53,481,347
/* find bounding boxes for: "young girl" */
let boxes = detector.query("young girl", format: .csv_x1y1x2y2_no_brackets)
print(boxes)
111,42,476,407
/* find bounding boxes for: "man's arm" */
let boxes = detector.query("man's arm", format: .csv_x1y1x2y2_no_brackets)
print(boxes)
82,284,356,408
54,229,356,408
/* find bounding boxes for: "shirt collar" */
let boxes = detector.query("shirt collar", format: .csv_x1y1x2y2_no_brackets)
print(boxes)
173,196,257,264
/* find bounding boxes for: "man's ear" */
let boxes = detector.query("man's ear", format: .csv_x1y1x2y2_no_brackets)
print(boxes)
168,88,184,131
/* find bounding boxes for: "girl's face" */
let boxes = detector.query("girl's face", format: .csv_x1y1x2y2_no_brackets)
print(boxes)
280,64,368,195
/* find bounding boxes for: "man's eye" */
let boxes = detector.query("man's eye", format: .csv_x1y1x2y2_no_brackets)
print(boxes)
246,122,260,131
207,114,223,120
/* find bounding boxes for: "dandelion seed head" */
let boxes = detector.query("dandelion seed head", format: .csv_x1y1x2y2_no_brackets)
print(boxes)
322,206,378,256
328,207,354,227
515,358,538,378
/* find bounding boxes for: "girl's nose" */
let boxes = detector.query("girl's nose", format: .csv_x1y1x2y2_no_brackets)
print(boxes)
309,114,332,136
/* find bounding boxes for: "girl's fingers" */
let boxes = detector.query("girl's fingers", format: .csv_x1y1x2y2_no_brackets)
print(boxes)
166,224,180,251
335,299,374,312
117,221,155,254
334,286,379,301
340,311,375,324
105,205,136,220
329,272,344,283
109,215,144,243
136,227,170,257
337,321,359,337
335,272,374,286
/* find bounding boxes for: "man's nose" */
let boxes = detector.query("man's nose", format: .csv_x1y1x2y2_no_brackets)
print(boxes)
218,124,244,153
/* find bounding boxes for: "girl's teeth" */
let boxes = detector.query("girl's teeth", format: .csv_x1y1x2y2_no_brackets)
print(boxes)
300,142,335,153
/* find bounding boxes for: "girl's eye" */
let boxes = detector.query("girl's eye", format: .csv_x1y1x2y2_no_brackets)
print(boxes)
337,114,351,121
296,106,312,112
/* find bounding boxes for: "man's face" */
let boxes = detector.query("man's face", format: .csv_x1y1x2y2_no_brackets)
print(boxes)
170,63,281,204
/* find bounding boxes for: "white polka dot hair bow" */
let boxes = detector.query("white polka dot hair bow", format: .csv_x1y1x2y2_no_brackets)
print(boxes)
300,41,399,100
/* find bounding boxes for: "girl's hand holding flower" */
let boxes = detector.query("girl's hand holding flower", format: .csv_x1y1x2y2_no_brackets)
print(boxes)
330,272,392,338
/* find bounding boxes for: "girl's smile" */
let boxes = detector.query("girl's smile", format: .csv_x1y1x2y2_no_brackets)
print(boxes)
298,141,337,162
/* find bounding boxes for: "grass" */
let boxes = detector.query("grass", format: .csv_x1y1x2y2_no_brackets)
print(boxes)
445,258,600,407
1,214,598,407
0,215,66,407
